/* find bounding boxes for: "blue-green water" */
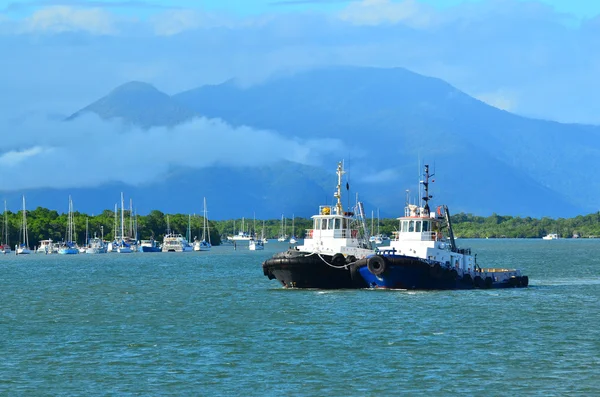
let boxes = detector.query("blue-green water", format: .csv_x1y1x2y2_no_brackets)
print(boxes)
1,240,599,396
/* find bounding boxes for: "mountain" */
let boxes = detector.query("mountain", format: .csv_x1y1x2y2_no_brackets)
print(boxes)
31,66,600,218
173,67,600,216
67,81,199,128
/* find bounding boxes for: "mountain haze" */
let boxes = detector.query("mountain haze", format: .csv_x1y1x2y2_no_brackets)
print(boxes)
15,66,599,218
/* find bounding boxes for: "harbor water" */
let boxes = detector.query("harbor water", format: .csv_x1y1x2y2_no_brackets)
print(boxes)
1,239,599,395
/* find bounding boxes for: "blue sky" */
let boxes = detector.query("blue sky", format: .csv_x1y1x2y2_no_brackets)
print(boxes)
0,0,599,18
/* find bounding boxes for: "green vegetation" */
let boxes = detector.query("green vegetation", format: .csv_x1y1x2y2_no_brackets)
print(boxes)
2,208,600,248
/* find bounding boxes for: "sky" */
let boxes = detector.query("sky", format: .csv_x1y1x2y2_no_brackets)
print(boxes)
1,0,600,196
1,0,599,18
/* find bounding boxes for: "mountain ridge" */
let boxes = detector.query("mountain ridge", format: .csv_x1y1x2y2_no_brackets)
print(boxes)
23,66,600,218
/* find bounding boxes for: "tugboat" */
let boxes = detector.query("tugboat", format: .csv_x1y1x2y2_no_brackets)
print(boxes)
262,161,374,288
354,165,529,290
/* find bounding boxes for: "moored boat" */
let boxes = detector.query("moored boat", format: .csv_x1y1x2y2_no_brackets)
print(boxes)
193,197,212,252
354,165,529,290
1,200,11,254
139,239,161,252
86,236,108,254
249,236,264,251
16,196,31,255
262,161,374,288
162,233,193,252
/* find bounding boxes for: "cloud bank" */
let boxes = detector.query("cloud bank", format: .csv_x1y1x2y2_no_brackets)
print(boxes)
0,114,347,191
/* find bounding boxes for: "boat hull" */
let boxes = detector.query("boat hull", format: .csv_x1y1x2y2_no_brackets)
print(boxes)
140,246,161,252
356,255,529,290
262,249,367,289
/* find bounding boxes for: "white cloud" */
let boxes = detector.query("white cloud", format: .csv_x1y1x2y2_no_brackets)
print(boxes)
475,90,518,112
358,168,399,184
339,0,437,28
0,114,348,191
150,9,233,36
21,6,119,35
0,146,53,167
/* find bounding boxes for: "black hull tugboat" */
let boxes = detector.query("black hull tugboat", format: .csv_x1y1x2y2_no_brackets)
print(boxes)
354,165,529,290
262,162,374,288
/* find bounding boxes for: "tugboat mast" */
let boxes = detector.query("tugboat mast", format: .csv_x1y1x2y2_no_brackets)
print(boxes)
421,164,434,216
334,161,345,216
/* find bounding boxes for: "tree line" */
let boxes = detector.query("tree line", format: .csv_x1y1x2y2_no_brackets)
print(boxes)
2,207,599,247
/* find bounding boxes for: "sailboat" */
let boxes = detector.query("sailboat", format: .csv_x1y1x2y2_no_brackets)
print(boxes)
16,195,31,255
194,197,211,251
289,214,297,244
261,220,268,244
277,215,287,242
116,192,132,253
58,196,79,254
230,217,252,240
1,200,11,254
107,203,119,252
79,218,89,253
249,214,264,251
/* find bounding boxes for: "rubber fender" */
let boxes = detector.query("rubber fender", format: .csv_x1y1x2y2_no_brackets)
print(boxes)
462,274,473,285
346,255,357,265
474,275,484,288
331,253,346,267
429,263,443,279
484,277,493,288
367,256,387,276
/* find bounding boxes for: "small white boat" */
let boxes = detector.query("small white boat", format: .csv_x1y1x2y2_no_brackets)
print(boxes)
277,215,287,242
16,195,31,255
1,200,11,254
194,197,212,252
542,233,559,240
249,237,264,251
162,233,193,252
58,196,78,255
86,236,108,254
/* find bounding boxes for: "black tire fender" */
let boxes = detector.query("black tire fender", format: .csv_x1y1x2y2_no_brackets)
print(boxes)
331,253,346,267
367,256,387,276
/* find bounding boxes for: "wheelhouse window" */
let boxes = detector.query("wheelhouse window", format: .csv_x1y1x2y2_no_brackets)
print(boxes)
334,218,341,230
409,220,415,232
415,221,422,233
423,221,430,232
402,221,408,232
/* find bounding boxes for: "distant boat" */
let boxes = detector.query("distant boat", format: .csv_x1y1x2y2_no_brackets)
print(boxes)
37,239,57,254
16,195,31,255
249,237,264,251
116,193,132,253
162,233,193,252
194,197,211,252
1,200,11,254
58,196,79,255
230,217,252,241
138,238,160,253
542,233,559,240
162,215,193,252
277,215,287,242
261,220,268,244
86,234,108,254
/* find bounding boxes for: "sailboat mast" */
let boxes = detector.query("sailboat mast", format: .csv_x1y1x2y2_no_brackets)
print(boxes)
114,203,118,240
3,200,9,246
120,192,125,243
